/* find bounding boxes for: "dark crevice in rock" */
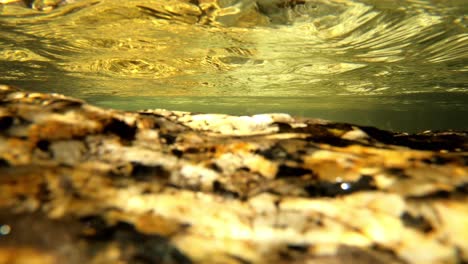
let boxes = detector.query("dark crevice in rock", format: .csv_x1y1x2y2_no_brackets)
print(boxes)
256,144,293,160
400,212,433,233
16,193,28,202
79,215,111,240
278,243,402,263
273,122,294,132
59,174,81,199
276,164,313,178
463,156,468,166
212,180,240,199
36,182,52,203
359,126,396,144
406,182,468,199
408,182,468,199
361,126,468,151
385,168,409,179
324,123,355,131
138,111,165,118
46,100,84,113
131,163,171,181
276,0,307,9
457,249,468,264
184,147,200,154
103,118,137,141
238,166,250,172
36,139,50,151
421,155,453,165
80,217,192,264
0,158,10,167
209,163,223,173
226,254,252,264
408,190,453,200
0,116,13,130
171,148,184,158
304,176,376,197
456,182,468,194
137,113,167,129
160,133,177,144
306,135,354,147
365,245,407,264
286,243,309,252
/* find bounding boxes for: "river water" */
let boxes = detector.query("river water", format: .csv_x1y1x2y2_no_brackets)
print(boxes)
0,0,466,132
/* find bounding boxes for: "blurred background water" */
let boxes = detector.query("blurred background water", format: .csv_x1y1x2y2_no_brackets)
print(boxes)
0,0,466,132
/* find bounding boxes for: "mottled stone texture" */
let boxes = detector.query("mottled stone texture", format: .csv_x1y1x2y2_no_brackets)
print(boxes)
0,85,467,264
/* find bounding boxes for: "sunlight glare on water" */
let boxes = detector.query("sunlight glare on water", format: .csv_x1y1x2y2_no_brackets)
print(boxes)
0,0,466,132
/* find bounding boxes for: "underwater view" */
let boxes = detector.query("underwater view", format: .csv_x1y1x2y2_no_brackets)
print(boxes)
0,0,466,132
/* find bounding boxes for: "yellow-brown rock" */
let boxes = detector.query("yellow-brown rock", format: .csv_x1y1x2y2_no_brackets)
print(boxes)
0,85,467,264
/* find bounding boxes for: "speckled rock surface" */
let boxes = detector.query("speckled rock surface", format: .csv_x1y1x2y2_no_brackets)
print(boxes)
0,85,467,264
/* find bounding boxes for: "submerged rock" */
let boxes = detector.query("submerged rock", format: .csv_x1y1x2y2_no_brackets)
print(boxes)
0,84,467,263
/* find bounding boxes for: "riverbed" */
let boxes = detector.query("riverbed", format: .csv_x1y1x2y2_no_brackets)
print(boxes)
0,0,466,132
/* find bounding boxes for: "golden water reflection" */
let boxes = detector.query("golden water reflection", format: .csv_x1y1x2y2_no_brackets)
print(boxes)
0,0,467,132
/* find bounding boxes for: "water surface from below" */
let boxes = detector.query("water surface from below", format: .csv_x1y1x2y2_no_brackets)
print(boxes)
0,0,467,132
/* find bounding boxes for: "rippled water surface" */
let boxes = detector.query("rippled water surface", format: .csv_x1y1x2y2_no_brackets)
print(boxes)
0,0,467,132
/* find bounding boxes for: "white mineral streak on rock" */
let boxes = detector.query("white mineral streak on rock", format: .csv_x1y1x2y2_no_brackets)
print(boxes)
215,152,243,175
6,91,27,99
179,164,219,190
341,127,369,140
190,114,279,135
140,110,310,135
134,129,162,150
264,132,310,140
290,122,307,128
175,113,299,135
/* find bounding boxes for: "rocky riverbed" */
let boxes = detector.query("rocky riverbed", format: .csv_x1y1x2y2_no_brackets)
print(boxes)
0,85,467,263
